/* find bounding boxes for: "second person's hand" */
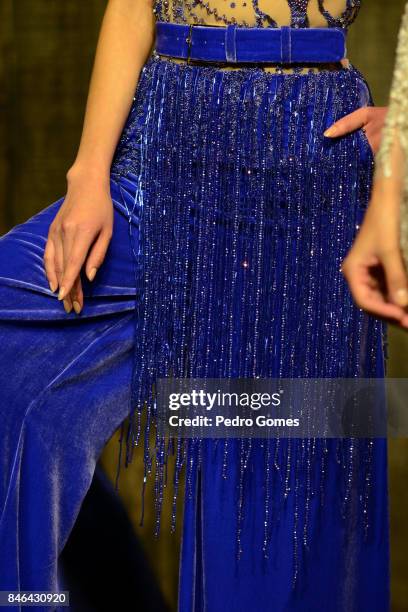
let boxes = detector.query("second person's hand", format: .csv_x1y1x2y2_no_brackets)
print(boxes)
324,106,388,155
341,155,408,328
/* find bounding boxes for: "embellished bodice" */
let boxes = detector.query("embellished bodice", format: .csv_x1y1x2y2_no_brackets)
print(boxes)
153,0,362,29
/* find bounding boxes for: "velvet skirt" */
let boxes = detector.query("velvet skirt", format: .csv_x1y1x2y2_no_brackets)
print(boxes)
0,52,390,611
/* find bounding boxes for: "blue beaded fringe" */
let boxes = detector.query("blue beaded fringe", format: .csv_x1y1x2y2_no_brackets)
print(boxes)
110,52,385,582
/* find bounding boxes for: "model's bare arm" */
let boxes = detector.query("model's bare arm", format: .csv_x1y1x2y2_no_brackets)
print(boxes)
44,0,155,314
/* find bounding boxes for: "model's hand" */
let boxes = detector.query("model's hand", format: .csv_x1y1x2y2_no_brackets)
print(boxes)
324,106,388,154
341,170,408,328
44,169,113,314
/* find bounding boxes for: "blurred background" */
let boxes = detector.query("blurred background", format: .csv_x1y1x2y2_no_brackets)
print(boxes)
1,1,407,610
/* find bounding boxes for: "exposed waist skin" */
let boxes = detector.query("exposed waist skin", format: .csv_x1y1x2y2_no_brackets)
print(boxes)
153,52,351,74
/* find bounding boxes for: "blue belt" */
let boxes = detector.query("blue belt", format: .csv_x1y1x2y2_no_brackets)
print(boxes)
154,22,347,64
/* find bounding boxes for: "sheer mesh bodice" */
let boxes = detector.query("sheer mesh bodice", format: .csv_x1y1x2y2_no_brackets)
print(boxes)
153,0,362,29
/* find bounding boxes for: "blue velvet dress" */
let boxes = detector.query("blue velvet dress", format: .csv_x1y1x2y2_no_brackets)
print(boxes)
0,1,390,610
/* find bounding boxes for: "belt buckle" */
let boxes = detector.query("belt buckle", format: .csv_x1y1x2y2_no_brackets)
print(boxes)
185,24,194,64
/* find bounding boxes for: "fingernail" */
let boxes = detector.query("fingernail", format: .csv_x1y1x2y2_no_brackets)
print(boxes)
324,126,337,137
58,286,66,300
63,299,72,314
73,300,81,314
49,280,57,293
395,288,408,307
88,267,97,282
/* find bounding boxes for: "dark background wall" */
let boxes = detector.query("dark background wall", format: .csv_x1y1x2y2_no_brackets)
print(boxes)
0,1,105,230
1,1,408,610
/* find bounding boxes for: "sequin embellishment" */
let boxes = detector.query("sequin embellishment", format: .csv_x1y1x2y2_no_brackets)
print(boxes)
153,0,362,29
111,51,385,586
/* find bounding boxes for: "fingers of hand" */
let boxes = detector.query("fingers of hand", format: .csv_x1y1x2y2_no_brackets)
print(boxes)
52,235,74,313
341,256,408,325
352,283,405,323
44,227,72,313
59,229,96,301
43,236,58,293
85,227,112,282
69,275,83,315
324,107,367,138
381,248,408,308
